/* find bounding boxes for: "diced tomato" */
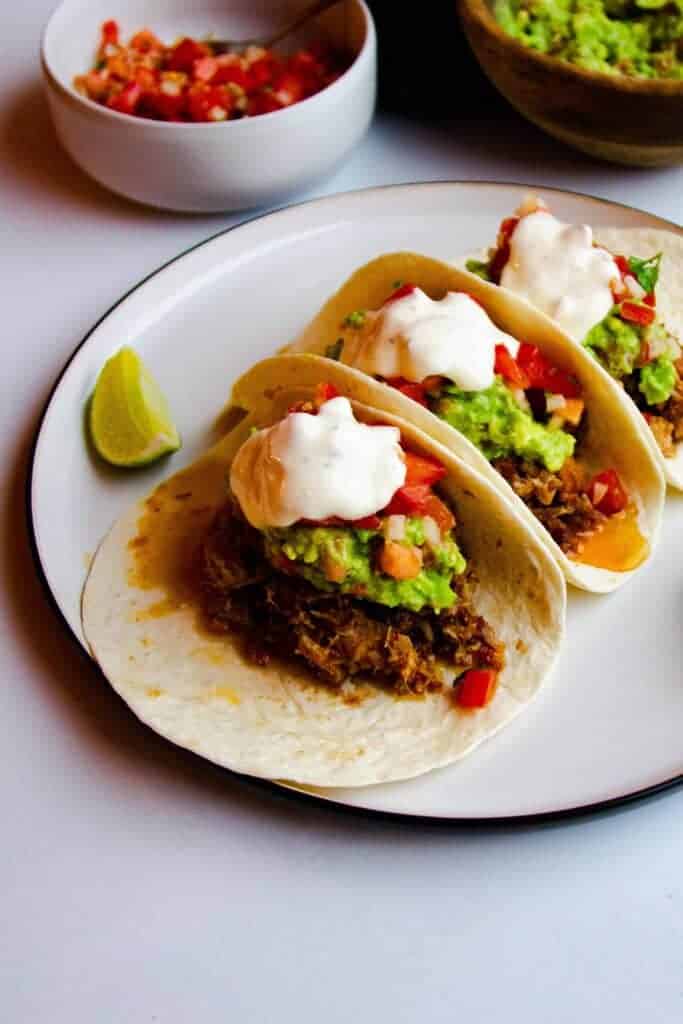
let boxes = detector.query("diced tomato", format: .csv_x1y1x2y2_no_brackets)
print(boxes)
494,345,530,389
351,515,382,530
378,541,423,580
383,483,432,517
271,70,306,107
613,254,630,279
516,343,581,398
384,283,416,304
420,492,455,533
167,37,209,73
107,81,142,114
212,62,249,89
587,469,628,516
314,382,340,407
134,67,159,91
193,56,219,82
644,292,656,308
489,217,519,283
385,377,428,407
403,450,447,486
101,19,119,46
247,91,284,116
129,30,161,54
141,89,186,121
620,301,655,327
456,669,498,709
187,84,233,121
247,56,276,90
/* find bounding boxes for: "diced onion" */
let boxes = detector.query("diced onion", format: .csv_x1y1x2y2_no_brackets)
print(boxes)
385,515,406,541
546,394,567,413
592,482,608,506
511,388,531,412
624,274,647,301
422,516,441,549
516,194,545,217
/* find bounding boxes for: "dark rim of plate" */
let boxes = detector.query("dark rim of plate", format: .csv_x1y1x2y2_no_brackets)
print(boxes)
26,179,683,827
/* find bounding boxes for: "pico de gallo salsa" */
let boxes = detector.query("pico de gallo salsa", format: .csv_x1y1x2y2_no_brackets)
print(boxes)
74,20,349,122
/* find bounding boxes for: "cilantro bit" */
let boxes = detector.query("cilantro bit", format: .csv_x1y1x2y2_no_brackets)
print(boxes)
627,253,662,295
466,259,493,282
342,311,366,329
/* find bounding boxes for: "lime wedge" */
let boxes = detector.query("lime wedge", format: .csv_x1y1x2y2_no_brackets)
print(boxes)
89,347,181,467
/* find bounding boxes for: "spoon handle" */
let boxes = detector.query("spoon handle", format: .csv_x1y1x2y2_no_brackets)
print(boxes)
264,0,344,49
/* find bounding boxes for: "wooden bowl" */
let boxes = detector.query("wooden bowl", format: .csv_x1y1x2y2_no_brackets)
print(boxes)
457,0,683,167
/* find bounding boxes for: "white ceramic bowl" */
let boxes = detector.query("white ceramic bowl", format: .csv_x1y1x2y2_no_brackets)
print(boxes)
42,0,376,212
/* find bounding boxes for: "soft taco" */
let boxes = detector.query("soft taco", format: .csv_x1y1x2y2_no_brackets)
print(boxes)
83,377,565,788
277,252,666,593
463,196,683,489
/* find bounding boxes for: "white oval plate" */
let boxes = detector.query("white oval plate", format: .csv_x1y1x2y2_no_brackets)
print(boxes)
29,182,683,821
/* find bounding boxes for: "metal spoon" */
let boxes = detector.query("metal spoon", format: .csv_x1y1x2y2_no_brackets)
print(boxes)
208,0,343,54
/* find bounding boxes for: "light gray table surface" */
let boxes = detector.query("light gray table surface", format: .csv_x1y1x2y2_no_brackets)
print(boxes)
2,4,682,1021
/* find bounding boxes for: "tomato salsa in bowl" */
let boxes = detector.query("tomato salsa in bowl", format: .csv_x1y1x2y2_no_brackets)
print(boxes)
42,0,376,211
74,20,350,123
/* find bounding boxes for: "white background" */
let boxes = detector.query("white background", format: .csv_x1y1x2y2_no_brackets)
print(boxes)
2,3,682,1020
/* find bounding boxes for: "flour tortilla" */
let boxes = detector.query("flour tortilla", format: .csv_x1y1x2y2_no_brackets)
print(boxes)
83,386,565,789
276,252,665,593
460,225,683,490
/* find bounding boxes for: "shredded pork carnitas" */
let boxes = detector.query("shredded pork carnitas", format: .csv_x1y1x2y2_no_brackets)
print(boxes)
199,504,504,695
493,456,606,555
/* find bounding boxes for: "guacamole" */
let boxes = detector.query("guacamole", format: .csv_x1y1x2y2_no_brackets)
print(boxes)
584,310,678,403
264,519,466,613
433,378,576,472
494,0,683,80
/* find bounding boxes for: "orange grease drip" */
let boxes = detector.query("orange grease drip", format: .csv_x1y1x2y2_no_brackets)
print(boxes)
574,505,649,572
128,454,229,615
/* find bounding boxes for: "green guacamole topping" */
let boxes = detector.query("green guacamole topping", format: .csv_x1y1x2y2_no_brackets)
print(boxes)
494,0,683,80
433,378,576,473
640,356,678,404
584,309,678,404
264,519,466,613
584,309,642,377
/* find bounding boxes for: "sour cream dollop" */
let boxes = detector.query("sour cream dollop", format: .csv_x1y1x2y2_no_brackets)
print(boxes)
230,396,406,529
348,289,519,392
500,211,620,342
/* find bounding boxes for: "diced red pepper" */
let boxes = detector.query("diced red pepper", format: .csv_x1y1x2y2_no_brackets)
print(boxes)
167,37,209,73
489,217,519,283
314,382,340,407
494,345,530,389
403,450,447,486
101,20,119,46
107,81,142,114
620,301,655,327
384,283,416,304
587,469,628,516
456,669,498,709
385,377,429,407
516,343,581,398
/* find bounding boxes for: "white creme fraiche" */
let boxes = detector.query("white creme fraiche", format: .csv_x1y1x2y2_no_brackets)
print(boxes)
230,397,406,530
500,211,620,342
349,289,519,391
